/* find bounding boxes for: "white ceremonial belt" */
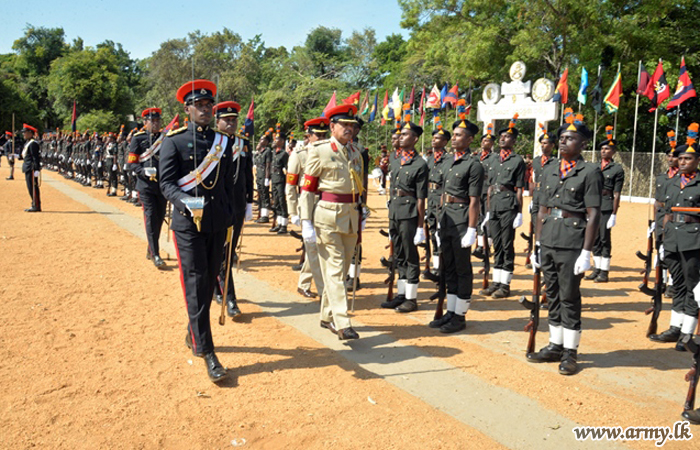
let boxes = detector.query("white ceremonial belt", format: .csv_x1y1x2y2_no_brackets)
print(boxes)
177,133,228,192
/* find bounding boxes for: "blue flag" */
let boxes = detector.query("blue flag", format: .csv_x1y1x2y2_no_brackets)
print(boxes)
577,67,589,105
440,83,448,109
369,92,378,123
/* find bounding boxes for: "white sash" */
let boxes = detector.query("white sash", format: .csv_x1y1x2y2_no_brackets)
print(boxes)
138,133,164,163
177,132,228,192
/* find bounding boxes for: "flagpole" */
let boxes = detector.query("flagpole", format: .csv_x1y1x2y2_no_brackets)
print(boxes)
592,110,598,163
675,106,681,135
648,109,660,200
613,62,621,138
559,104,564,126
629,60,641,198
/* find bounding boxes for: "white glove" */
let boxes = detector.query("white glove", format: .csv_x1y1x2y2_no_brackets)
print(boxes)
264,178,270,187
513,212,523,229
245,203,254,222
112,164,118,171
33,170,40,177
435,231,441,248
413,227,426,246
461,227,477,248
528,202,533,213
573,249,592,275
301,219,316,243
647,221,656,238
606,214,617,229
290,215,300,226
530,241,541,272
98,162,102,168
481,212,490,230
659,244,665,262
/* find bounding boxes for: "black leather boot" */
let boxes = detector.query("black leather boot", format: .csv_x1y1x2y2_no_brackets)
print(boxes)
558,349,578,375
203,352,228,383
381,294,405,309
439,314,466,333
429,311,454,329
527,343,564,363
584,268,600,281
649,326,681,343
479,283,500,296
594,270,609,283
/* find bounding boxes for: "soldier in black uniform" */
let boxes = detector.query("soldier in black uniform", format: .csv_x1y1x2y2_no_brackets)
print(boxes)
474,123,496,259
127,108,167,269
382,120,429,313
585,126,624,283
651,124,700,351
269,130,289,234
481,115,526,299
20,124,41,212
254,133,272,223
159,79,236,383
528,112,602,375
429,117,484,333
424,119,451,279
4,131,16,180
529,124,557,269
104,133,119,196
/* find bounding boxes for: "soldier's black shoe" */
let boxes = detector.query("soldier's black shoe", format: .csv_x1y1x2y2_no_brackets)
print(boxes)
291,263,302,271
429,311,454,329
337,327,360,340
153,255,166,269
24,207,41,212
558,349,578,375
440,314,466,333
492,284,511,299
320,320,337,335
380,256,393,268
422,269,440,283
664,285,675,299
203,352,228,383
227,299,241,318
395,299,417,313
255,216,269,224
214,294,223,305
594,270,609,283
527,343,564,363
472,246,485,260
381,294,405,309
297,288,317,298
232,252,238,263
345,276,361,291
5,176,13,180
675,339,688,352
276,225,288,234
584,268,600,281
649,326,681,343
268,225,280,233
479,283,500,296
681,408,700,425
185,332,204,356
119,195,129,201
134,201,142,207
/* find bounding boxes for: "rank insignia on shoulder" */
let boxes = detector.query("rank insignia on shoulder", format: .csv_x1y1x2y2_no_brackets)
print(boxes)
312,139,330,147
167,126,188,137
134,130,146,136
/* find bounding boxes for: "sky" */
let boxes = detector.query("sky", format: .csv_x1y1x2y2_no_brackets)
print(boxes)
0,0,408,60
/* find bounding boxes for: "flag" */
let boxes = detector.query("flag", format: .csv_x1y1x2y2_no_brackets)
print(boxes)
637,62,651,96
590,66,605,114
71,100,77,133
667,56,697,110
419,87,426,126
644,61,670,112
408,85,415,106
426,84,441,109
360,91,370,115
577,67,589,104
243,95,254,138
392,88,403,120
552,68,569,104
369,91,378,123
321,91,337,117
440,83,449,109
463,88,472,116
343,90,361,106
603,70,623,114
380,90,388,125
443,84,459,108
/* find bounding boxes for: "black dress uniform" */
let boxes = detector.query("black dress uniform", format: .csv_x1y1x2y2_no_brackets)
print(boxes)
105,137,119,195
128,109,167,268
270,142,289,233
254,142,272,222
21,124,41,212
425,129,450,275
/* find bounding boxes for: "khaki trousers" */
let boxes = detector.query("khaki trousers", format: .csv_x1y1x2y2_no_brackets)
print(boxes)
316,227,357,329
298,240,325,295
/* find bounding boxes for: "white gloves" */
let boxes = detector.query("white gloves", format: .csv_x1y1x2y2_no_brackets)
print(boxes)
647,221,656,238
513,212,523,229
264,178,270,187
33,171,40,177
659,244,665,262
98,162,102,168
290,215,300,226
461,227,477,248
301,220,316,243
607,214,617,229
245,203,254,221
530,241,541,272
481,212,490,230
413,227,426,246
112,164,118,171
435,232,441,248
573,249,592,275
528,202,533,213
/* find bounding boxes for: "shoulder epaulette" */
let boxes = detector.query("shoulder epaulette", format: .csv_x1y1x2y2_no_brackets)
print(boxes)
167,126,187,137
214,128,231,138
134,130,146,136
234,132,246,140
312,139,330,147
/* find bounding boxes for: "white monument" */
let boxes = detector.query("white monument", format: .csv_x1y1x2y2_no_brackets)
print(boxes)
477,61,558,157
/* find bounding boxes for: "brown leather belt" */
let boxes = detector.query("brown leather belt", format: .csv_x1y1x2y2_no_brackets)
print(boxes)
602,189,613,196
667,213,700,223
495,184,515,192
319,192,359,203
428,182,442,190
549,208,586,220
443,194,469,204
392,189,415,197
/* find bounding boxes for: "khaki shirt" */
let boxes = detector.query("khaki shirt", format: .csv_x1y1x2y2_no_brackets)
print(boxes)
286,143,308,215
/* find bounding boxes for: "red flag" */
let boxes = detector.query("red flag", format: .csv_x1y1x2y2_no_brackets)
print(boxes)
644,60,670,112
408,86,415,105
321,91,337,117
552,68,569,104
243,95,254,137
342,90,361,106
443,84,458,107
667,57,697,110
381,90,388,126
419,87,426,126
71,100,77,133
637,63,651,96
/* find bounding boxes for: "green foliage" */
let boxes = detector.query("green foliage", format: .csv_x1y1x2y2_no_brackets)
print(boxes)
76,110,120,133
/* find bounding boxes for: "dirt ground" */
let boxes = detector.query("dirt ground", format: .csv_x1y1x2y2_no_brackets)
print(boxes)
0,163,698,450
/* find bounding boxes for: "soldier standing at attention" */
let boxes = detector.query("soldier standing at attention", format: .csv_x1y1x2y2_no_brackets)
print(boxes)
128,108,167,269
269,128,289,234
585,126,624,283
105,133,119,196
300,104,364,340
473,124,496,260
651,124,700,351
254,132,272,223
4,131,16,180
429,117,483,333
528,113,601,376
424,117,451,279
287,117,328,298
21,124,41,212
481,114,526,299
159,79,236,383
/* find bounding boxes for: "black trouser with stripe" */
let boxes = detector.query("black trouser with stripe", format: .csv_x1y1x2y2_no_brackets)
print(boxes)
216,212,244,302
174,228,227,355
139,190,167,258
24,170,41,209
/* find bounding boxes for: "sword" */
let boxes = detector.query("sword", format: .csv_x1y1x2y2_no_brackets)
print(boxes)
218,226,234,326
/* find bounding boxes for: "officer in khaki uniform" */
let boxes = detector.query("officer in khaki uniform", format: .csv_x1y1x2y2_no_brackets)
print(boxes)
429,117,483,333
424,119,451,279
528,112,602,376
481,114,526,299
652,124,700,352
300,104,364,340
287,117,328,298
585,126,624,283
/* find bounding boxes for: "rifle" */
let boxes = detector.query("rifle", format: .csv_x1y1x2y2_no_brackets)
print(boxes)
643,254,664,337
683,334,700,413
482,223,491,289
423,221,431,274
289,229,306,266
383,233,395,302
519,265,541,354
521,220,533,267
636,219,654,294
432,254,446,320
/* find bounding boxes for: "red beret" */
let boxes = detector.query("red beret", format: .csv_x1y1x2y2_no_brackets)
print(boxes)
213,101,241,118
22,124,37,133
176,79,217,104
325,104,358,123
304,117,330,133
141,108,162,118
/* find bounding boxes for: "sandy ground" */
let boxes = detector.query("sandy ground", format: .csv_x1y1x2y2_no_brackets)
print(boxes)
0,164,698,450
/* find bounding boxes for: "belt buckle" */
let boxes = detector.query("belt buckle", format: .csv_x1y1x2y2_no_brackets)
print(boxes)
675,213,686,223
551,208,564,219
